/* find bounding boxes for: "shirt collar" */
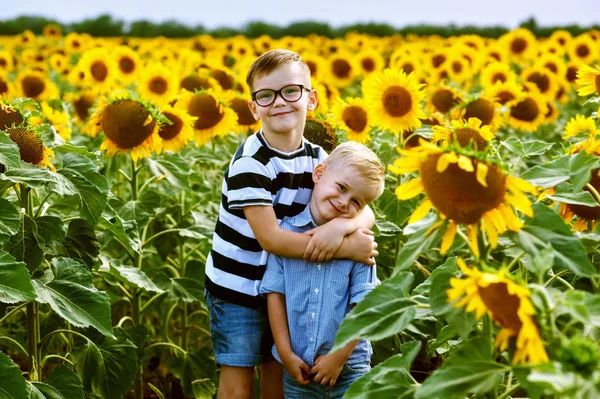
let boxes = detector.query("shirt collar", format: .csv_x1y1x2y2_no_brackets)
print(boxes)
288,205,318,229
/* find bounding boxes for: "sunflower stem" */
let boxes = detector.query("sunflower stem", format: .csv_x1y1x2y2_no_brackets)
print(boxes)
506,251,525,273
546,270,574,290
498,383,521,399
34,190,54,218
0,301,29,326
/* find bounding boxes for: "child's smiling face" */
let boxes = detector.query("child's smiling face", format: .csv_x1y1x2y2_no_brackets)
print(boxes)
247,61,318,137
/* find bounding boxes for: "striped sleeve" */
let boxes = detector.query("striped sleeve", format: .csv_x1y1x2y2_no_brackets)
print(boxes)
228,156,273,209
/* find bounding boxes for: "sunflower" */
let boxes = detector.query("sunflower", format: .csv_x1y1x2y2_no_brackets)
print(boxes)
0,50,15,73
563,115,598,140
426,84,463,115
444,53,472,85
356,49,384,76
252,35,273,54
78,48,117,94
535,53,566,78
567,34,599,65
0,101,26,131
155,105,196,154
484,81,523,106
39,102,72,141
401,114,442,149
88,96,160,162
64,32,86,54
389,141,535,256
330,97,371,144
139,63,179,106
174,89,238,145
303,114,338,153
49,53,70,75
446,258,549,364
432,118,493,150
312,79,339,115
500,28,537,62
0,73,16,99
66,91,96,125
480,62,517,90
5,126,55,170
209,67,246,94
454,95,502,132
180,71,218,93
521,66,559,100
504,92,549,133
549,30,572,49
225,92,260,134
362,68,426,134
575,64,600,96
17,30,36,47
15,70,59,101
326,53,358,88
302,53,328,82
113,46,141,84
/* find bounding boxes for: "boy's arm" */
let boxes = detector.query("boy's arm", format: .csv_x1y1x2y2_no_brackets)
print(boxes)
244,206,377,265
311,339,360,386
267,293,311,385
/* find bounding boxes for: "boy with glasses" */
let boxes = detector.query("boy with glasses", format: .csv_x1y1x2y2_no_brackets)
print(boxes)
204,49,379,398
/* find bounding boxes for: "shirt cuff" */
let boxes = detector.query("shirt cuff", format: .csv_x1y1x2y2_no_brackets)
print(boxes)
349,282,377,304
258,271,285,295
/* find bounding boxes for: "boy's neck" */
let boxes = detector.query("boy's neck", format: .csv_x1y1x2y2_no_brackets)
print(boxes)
261,129,303,153
308,202,326,226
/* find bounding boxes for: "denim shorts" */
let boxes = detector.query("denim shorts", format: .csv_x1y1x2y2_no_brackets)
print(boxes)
205,289,274,367
282,362,371,398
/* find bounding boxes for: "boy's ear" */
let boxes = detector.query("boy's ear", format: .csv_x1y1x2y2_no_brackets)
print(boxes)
247,99,260,121
307,89,319,111
313,163,325,183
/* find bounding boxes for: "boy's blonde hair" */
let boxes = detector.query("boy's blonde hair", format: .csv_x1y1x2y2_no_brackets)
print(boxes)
324,141,386,199
246,49,311,91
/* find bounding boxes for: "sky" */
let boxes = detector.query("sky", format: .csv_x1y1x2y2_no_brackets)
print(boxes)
1,0,599,29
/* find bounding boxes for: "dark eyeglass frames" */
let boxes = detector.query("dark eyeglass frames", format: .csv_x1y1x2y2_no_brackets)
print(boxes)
251,84,311,107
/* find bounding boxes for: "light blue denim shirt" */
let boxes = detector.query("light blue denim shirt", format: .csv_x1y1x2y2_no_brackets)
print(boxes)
259,205,379,367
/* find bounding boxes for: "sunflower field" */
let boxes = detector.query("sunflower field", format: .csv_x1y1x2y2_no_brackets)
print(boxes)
1,24,600,399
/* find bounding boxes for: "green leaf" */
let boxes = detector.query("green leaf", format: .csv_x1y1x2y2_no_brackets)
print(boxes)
0,131,21,170
99,255,163,293
144,152,191,190
148,384,165,399
0,351,29,399
428,324,458,357
0,164,68,190
416,338,508,399
331,273,416,353
521,151,600,190
168,352,216,399
530,246,554,279
118,200,153,228
5,213,43,271
393,217,444,275
71,330,138,399
59,219,100,268
34,216,66,255
45,365,84,399
374,220,402,238
0,198,20,244
345,362,416,399
0,250,36,304
56,153,108,225
101,201,142,255
510,204,597,277
500,137,555,157
33,258,113,337
429,257,477,338
28,383,54,399
547,190,599,207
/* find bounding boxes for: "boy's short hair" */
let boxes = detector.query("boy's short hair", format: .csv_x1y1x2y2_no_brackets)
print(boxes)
325,141,386,199
246,49,311,91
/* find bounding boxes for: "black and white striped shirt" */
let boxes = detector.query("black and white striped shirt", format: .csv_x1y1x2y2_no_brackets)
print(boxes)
204,131,327,308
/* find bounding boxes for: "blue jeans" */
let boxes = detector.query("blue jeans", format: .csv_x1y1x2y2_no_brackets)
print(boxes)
282,362,371,398
205,290,274,367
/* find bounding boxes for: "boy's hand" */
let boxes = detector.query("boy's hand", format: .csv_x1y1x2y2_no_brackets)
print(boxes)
311,353,346,386
281,352,312,385
342,228,378,265
303,220,346,262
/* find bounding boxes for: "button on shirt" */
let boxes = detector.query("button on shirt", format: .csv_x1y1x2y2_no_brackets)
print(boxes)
259,206,379,367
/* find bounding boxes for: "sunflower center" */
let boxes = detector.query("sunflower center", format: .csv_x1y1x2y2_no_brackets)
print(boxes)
566,66,578,82
544,62,558,74
382,86,412,117
0,107,24,130
188,93,224,130
567,169,600,220
577,44,590,58
230,98,257,126
511,38,527,54
6,127,44,164
0,78,9,94
432,89,460,113
452,61,463,73
90,61,108,82
496,91,514,105
510,98,539,122
306,61,317,75
464,98,495,126
332,59,351,79
342,106,368,133
478,282,522,331
362,58,375,72
149,77,168,95
492,72,507,83
159,112,184,140
22,76,45,98
102,99,156,149
211,70,233,90
527,72,550,93
303,119,336,153
0,59,6,67
595,75,600,95
119,57,135,73
420,153,506,224
180,75,211,92
401,62,415,74
432,54,446,68
73,93,95,121
453,128,488,151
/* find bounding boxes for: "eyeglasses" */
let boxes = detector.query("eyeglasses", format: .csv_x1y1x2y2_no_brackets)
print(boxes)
251,84,311,107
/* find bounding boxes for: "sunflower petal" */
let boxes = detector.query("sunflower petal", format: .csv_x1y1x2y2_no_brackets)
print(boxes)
457,155,474,172
408,199,433,224
395,178,424,200
476,162,489,187
440,221,457,254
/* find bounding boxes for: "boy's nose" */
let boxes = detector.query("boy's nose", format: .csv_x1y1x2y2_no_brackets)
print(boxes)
272,92,287,106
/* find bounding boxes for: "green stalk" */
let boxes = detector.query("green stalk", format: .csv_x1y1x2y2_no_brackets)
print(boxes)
179,193,189,351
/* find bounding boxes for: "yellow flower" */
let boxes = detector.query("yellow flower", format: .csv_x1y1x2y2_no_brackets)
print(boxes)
446,258,549,364
303,114,338,153
155,105,196,154
480,62,517,91
454,95,502,132
432,118,494,150
362,68,427,134
330,97,371,144
5,126,55,171
225,92,261,134
113,46,141,84
15,70,59,101
563,115,598,139
390,141,535,257
567,34,599,65
0,101,26,131
78,48,117,94
40,102,72,141
139,63,179,106
500,28,538,62
575,64,600,97
504,92,549,133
